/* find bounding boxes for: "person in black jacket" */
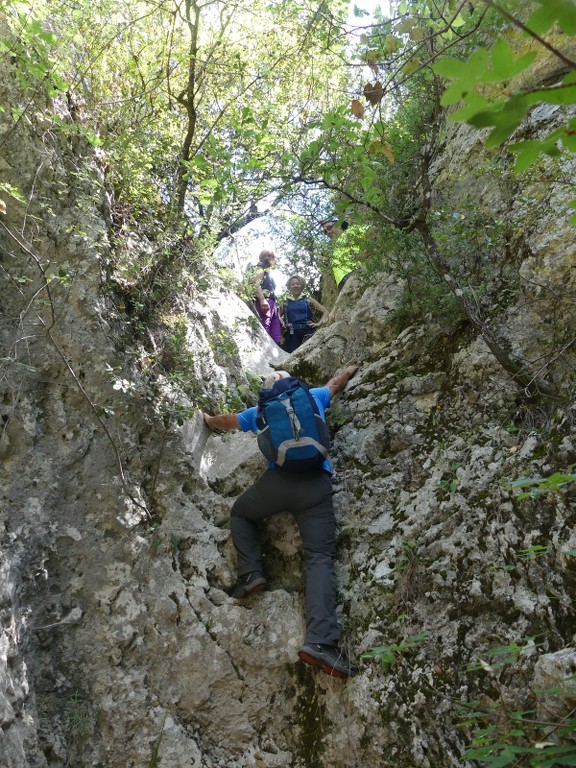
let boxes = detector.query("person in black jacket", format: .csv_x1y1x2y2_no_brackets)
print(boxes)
280,274,329,353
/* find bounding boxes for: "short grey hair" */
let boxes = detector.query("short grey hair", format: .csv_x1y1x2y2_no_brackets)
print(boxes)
286,274,306,290
263,370,290,388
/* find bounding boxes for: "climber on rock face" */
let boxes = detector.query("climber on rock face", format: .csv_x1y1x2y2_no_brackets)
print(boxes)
203,365,360,679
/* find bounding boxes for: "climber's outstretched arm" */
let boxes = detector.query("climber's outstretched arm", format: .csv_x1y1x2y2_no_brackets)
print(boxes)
325,365,359,397
203,412,240,430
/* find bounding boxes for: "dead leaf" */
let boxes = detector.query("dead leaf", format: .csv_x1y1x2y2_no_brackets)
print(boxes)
0,199,6,215
363,49,381,75
363,81,384,105
351,99,365,120
368,140,395,163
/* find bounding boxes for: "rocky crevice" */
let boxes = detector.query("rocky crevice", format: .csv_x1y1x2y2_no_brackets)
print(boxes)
1,53,576,768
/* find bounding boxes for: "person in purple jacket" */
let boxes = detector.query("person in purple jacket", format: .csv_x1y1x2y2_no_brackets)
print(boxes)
203,365,359,679
251,250,283,345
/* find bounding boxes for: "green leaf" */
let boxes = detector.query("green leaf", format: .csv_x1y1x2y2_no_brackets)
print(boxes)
384,34,401,54
538,752,576,767
511,476,543,488
560,132,576,151
488,748,522,767
395,17,415,33
509,140,545,172
527,0,576,35
0,182,26,204
434,48,490,80
85,132,103,148
528,83,576,106
433,48,490,105
466,95,530,147
449,93,490,121
451,13,466,28
484,39,537,82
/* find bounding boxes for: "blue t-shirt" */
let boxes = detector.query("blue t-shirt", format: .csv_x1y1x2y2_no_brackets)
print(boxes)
237,386,332,473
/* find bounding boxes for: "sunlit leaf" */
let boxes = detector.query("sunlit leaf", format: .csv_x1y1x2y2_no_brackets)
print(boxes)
409,26,426,41
466,95,530,147
368,140,395,162
395,18,415,33
385,34,401,54
402,57,421,76
528,83,576,106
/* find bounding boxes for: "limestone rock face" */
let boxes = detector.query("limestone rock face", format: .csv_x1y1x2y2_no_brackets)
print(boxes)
1,48,576,768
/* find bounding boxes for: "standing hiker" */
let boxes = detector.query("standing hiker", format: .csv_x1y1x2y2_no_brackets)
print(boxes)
280,274,329,353
252,249,282,345
203,365,360,679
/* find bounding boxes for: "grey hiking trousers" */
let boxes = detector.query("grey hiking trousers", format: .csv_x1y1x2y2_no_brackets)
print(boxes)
230,468,340,646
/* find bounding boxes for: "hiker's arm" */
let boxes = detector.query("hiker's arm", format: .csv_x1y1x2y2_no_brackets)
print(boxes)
203,412,240,430
325,365,359,397
309,298,329,327
252,269,268,310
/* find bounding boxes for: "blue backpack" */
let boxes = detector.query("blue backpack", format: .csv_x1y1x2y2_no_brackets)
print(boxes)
256,377,330,470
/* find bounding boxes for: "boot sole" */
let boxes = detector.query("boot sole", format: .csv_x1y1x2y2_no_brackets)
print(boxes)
232,582,267,599
298,650,349,679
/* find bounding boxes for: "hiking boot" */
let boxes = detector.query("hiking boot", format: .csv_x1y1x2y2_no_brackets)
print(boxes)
298,643,359,679
229,571,268,599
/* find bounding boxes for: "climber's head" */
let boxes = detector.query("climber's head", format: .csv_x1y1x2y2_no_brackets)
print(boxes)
286,274,306,297
321,218,348,239
263,370,290,388
258,250,276,268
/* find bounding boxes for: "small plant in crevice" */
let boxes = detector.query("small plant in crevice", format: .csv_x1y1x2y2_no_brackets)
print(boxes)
206,326,240,364
517,544,552,560
64,689,92,744
511,468,576,501
294,663,328,767
361,631,429,674
326,404,349,432
388,541,430,608
437,461,462,495
149,713,167,768
458,638,576,768
489,543,576,577
368,224,464,333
